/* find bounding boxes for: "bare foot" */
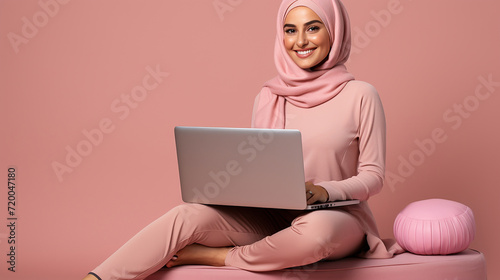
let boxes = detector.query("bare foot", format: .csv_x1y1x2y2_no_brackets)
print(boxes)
166,244,232,268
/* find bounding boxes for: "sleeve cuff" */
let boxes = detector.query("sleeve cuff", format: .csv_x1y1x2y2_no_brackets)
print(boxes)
316,181,347,202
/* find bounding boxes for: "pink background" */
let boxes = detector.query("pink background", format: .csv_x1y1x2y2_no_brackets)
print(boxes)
1,0,499,279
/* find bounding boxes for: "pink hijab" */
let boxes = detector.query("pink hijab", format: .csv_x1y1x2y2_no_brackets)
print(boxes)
252,0,355,129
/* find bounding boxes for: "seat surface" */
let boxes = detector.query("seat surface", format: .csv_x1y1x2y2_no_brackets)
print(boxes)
146,249,486,280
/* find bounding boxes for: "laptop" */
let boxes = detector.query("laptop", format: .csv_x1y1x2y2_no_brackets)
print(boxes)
174,126,359,210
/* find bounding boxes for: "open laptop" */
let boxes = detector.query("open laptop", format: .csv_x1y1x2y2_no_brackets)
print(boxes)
174,126,359,210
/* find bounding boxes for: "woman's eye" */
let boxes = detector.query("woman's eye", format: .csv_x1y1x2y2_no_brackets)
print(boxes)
308,26,320,32
284,28,296,34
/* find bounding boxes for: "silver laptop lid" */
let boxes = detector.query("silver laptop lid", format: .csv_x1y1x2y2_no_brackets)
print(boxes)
174,126,308,209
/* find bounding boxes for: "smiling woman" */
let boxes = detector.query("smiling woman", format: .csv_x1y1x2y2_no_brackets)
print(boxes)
283,7,331,69
82,1,403,279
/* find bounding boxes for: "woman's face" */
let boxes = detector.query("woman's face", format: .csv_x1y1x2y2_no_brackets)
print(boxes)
283,7,331,69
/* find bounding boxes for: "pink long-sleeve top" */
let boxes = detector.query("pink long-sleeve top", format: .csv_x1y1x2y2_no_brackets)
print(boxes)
255,80,402,258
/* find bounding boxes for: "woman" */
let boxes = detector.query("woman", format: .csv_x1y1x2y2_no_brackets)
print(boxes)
83,0,402,279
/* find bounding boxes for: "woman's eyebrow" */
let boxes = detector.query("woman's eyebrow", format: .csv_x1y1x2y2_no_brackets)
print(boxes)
283,20,324,29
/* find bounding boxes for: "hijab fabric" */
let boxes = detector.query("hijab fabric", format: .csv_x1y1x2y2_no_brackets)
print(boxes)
252,0,355,129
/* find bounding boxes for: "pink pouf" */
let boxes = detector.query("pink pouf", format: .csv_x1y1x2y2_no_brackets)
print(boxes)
394,199,476,255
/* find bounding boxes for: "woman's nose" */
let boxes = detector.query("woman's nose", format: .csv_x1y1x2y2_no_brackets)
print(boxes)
297,32,309,48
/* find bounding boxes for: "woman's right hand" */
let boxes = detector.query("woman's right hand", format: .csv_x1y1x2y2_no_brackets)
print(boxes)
305,181,329,205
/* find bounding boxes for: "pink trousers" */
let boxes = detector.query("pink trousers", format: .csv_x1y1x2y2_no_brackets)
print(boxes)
91,204,365,280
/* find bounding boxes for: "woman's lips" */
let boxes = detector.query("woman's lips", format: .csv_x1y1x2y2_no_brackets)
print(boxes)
295,48,315,58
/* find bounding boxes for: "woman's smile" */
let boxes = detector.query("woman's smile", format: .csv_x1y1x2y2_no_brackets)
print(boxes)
295,48,316,58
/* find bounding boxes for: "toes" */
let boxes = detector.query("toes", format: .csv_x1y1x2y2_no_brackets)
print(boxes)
165,254,180,268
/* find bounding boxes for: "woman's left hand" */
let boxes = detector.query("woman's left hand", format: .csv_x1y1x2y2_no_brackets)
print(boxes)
305,181,329,205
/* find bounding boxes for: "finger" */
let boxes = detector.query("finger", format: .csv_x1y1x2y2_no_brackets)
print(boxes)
307,191,317,205
305,181,313,190
306,189,311,198
305,183,313,201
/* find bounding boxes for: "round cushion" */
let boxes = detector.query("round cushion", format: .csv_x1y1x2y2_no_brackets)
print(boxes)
393,199,475,255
